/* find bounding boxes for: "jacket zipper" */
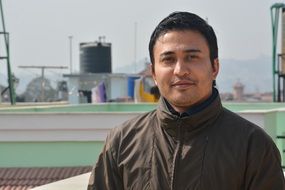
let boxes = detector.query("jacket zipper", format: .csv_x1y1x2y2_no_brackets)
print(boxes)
197,136,209,189
170,118,183,190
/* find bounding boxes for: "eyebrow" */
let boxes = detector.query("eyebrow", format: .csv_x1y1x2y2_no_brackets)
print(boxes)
184,49,201,53
160,49,201,57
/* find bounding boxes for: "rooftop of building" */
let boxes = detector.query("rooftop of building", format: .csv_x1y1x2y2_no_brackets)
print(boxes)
0,166,91,190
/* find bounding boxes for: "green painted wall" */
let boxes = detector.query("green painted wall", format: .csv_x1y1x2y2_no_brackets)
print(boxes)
261,111,285,166
224,102,285,112
264,112,278,141
0,141,104,167
0,102,284,113
0,103,157,113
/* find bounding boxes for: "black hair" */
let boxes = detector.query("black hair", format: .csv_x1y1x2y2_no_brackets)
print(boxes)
148,11,218,67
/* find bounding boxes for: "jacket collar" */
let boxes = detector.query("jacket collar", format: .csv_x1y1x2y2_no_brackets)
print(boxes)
156,89,223,138
164,88,219,117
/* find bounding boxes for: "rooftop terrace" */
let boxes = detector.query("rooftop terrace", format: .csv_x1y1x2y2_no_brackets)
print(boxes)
0,101,285,189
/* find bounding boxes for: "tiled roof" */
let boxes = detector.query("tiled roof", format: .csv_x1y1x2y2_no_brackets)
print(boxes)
0,166,92,190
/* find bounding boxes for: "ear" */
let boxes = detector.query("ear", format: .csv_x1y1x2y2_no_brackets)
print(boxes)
151,64,158,85
212,58,219,80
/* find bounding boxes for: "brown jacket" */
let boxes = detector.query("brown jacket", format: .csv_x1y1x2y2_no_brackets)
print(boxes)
88,96,285,190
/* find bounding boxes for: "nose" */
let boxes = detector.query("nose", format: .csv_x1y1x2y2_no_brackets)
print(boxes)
173,60,190,77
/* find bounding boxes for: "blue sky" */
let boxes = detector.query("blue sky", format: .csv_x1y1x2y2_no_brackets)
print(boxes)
0,0,281,92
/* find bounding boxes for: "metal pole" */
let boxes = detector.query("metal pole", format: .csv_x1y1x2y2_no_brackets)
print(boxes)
6,33,15,104
278,54,281,102
271,7,279,102
278,74,281,102
0,0,15,104
69,36,73,74
41,67,45,102
282,75,285,102
134,22,137,73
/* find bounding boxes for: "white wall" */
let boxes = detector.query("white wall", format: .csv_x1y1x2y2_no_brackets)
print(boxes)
0,112,138,142
0,110,277,142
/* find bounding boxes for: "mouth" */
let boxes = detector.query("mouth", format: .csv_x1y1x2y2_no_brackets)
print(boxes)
171,80,196,89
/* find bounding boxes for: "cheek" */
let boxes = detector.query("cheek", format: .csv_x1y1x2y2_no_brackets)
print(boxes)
153,74,168,89
153,67,169,80
194,64,215,80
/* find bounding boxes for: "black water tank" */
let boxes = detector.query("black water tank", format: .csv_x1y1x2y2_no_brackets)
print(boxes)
80,41,112,73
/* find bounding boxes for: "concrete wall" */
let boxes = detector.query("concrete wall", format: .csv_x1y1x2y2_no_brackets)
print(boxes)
0,109,285,167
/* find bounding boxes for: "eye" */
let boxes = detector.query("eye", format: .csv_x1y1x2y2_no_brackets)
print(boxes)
185,54,198,62
161,56,176,64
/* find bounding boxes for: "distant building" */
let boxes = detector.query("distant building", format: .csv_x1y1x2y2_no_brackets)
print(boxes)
63,73,138,104
233,80,245,101
259,92,273,102
63,65,159,104
64,37,159,104
220,80,273,102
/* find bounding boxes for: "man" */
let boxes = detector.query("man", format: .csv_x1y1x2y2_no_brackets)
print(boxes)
88,12,285,190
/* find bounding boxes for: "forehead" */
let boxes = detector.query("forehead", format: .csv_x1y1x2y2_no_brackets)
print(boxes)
153,30,209,54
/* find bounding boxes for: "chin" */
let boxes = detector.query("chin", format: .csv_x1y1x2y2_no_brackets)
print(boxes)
170,98,194,107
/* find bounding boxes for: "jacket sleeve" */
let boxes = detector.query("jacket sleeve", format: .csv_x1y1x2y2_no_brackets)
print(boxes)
244,129,285,190
87,128,124,190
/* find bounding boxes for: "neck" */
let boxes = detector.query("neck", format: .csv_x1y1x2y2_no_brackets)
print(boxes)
165,88,218,115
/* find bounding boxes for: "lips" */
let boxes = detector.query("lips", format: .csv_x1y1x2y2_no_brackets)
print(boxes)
171,80,196,88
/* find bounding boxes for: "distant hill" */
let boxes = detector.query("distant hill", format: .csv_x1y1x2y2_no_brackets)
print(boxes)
115,55,273,93
217,56,272,93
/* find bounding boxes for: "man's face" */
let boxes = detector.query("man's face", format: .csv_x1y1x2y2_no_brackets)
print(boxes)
152,30,219,113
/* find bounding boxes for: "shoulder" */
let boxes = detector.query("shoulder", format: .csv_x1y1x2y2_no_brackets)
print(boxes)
104,109,157,152
219,108,277,150
111,109,156,137
220,108,265,133
214,108,281,165
221,108,257,128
